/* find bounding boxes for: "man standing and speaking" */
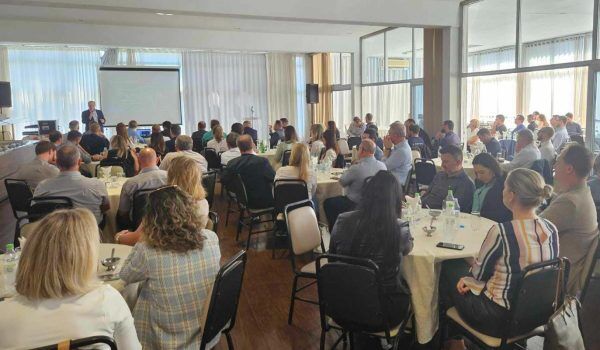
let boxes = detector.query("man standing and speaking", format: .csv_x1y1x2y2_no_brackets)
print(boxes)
81,100,106,132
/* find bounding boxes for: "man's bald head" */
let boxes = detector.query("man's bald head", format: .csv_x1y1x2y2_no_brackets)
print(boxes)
138,147,158,168
237,134,254,153
359,139,376,159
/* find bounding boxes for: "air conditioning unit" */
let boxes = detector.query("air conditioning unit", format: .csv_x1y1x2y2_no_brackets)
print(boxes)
388,58,410,68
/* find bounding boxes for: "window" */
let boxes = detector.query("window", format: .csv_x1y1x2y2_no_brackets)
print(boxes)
295,55,307,137
330,53,353,131
361,33,385,84
386,27,413,81
414,29,424,79
462,74,518,127
463,0,517,73
362,83,410,129
332,90,353,132
412,84,424,126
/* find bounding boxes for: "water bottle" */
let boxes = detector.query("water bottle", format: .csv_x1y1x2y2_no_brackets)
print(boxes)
351,145,358,163
442,188,455,213
3,244,18,293
453,198,460,217
444,201,456,238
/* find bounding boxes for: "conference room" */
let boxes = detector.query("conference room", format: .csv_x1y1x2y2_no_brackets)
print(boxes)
0,0,599,349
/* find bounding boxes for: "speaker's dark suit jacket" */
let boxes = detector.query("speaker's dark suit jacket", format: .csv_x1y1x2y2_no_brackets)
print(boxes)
81,109,105,131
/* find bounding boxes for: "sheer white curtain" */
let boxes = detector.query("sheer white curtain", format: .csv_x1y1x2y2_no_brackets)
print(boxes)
181,51,268,138
8,47,101,137
362,83,410,130
266,53,297,127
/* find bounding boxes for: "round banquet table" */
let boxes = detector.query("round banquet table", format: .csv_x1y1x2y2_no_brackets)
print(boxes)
315,168,345,223
401,212,495,344
256,149,280,170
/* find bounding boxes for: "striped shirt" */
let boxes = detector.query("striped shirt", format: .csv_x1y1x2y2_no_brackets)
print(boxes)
471,218,559,309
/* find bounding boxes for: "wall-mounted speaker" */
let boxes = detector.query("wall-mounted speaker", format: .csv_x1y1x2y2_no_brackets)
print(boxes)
0,82,11,108
306,83,319,104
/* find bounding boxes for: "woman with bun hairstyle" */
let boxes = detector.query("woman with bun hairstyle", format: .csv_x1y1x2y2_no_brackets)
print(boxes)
441,168,558,347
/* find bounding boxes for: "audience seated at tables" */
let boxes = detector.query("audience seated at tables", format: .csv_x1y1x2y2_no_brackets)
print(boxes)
465,119,480,147
113,122,135,149
160,135,208,172
527,114,538,133
107,135,139,177
421,145,475,213
48,130,63,147
551,115,570,152
149,128,166,159
243,120,258,144
206,125,229,153
566,112,582,137
471,153,512,223
319,129,339,166
116,156,210,245
325,120,341,140
222,135,276,209
537,126,557,167
231,122,244,136
116,148,168,229
15,140,58,189
540,144,599,295
165,124,182,154
382,121,413,185
161,120,172,141
221,132,242,166
202,119,221,144
490,114,507,139
308,123,325,158
347,116,366,138
275,125,298,164
476,128,501,157
329,170,413,327
66,130,93,164
405,118,433,156
34,145,109,224
365,112,377,134
68,119,80,132
440,168,557,346
80,122,109,156
511,114,526,139
588,155,600,203
406,124,428,159
435,120,461,149
191,121,207,152
362,127,383,161
120,186,220,349
0,208,141,350
269,119,284,148
275,143,317,201
501,129,540,171
127,120,146,144
324,140,387,230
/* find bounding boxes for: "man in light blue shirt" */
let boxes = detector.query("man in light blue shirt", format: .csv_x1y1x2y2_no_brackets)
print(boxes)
511,114,526,140
502,129,540,171
551,115,570,152
383,121,413,185
323,139,387,230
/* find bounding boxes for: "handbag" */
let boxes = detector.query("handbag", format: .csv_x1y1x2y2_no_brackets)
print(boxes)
543,260,585,350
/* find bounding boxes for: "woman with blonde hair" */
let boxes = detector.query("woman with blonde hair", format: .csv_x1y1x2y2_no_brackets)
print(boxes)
114,156,209,245
107,134,139,177
206,124,228,152
441,168,558,348
275,143,317,199
466,118,480,146
537,113,550,128
309,123,325,157
0,208,141,349
120,186,220,349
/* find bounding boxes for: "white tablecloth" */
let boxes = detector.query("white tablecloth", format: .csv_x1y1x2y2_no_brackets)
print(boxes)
402,212,495,344
103,178,127,242
257,149,279,169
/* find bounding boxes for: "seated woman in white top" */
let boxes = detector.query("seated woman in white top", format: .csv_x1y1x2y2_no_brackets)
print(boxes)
0,208,141,350
275,143,317,199
115,156,209,245
206,125,229,153
309,123,325,157
466,118,480,146
319,128,339,166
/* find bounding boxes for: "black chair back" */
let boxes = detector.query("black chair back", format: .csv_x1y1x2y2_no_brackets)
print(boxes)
5,179,33,219
200,250,248,350
333,154,346,168
506,258,569,338
530,158,553,185
204,148,221,171
131,187,160,230
31,336,117,350
274,179,309,217
570,134,584,145
414,158,436,187
347,137,362,149
202,170,218,208
316,254,398,334
28,196,73,221
282,150,292,167
229,174,249,210
96,157,128,177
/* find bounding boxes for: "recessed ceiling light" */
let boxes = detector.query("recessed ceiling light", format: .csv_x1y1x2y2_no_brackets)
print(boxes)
155,12,174,16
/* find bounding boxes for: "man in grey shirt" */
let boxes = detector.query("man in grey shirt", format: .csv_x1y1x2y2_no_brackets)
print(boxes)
502,129,540,171
160,135,208,172
422,145,475,212
15,141,59,189
382,121,413,185
117,148,168,229
323,140,387,230
34,144,109,224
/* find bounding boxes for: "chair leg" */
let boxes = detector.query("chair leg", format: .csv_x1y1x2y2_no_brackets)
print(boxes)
348,332,355,350
245,218,254,250
236,214,244,242
288,274,299,325
226,332,234,350
319,330,326,350
225,200,232,226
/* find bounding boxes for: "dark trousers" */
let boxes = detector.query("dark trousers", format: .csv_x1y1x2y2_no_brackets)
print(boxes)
323,196,356,231
440,259,510,338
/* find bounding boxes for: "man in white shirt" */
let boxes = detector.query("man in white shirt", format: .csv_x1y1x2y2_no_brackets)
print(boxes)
382,121,412,185
15,140,59,189
502,129,540,171
221,132,242,166
551,115,570,152
117,148,168,228
538,126,557,167
159,135,208,172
